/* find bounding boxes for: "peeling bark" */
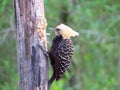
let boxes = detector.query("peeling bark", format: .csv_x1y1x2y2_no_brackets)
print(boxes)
14,0,48,90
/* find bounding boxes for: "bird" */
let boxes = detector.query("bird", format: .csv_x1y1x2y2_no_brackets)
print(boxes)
48,23,79,88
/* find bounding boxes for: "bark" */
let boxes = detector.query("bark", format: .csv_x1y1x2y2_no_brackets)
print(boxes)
14,0,48,90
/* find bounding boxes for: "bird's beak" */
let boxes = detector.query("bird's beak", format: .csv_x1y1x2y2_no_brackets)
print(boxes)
48,27,55,31
48,27,59,36
48,27,56,35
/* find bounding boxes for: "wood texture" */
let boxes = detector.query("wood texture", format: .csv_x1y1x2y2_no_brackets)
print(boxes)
14,0,48,90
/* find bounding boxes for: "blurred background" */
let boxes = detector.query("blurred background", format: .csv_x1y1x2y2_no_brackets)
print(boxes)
0,0,120,90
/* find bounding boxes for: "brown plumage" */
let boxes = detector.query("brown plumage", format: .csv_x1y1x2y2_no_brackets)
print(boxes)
49,35,73,80
48,24,79,87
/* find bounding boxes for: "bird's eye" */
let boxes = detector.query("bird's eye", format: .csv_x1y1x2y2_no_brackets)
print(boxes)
56,28,60,31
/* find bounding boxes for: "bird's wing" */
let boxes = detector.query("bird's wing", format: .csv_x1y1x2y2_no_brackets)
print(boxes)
55,39,73,80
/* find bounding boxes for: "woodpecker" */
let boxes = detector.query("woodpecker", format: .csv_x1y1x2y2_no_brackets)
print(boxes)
48,24,79,87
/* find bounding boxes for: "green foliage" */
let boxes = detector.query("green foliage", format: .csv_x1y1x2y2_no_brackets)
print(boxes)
0,34,17,90
0,0,119,90
0,0,14,29
0,0,17,90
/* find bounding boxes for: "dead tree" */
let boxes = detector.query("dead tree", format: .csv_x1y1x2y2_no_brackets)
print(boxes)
14,0,48,90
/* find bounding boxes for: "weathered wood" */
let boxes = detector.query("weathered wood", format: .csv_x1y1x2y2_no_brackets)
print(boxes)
14,0,48,90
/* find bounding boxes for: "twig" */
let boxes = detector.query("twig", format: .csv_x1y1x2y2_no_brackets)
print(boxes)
96,16,120,42
80,30,99,35
0,27,15,45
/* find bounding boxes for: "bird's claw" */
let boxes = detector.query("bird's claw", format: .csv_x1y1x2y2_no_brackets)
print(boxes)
38,44,48,58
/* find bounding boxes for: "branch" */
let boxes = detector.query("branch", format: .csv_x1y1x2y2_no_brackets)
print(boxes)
0,27,15,45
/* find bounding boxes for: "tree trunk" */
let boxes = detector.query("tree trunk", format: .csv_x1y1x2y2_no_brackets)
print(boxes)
14,0,48,90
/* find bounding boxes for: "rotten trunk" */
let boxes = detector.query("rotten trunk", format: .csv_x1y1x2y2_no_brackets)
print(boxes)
14,0,48,90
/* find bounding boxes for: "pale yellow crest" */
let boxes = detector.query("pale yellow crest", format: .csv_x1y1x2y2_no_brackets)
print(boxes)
56,24,79,39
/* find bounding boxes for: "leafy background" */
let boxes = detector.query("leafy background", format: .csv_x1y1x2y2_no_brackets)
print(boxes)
0,0,119,90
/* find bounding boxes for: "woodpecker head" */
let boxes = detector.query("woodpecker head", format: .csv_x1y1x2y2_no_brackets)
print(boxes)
55,24,79,39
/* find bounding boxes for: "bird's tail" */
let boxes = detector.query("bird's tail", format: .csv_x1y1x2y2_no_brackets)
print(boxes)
48,71,55,89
